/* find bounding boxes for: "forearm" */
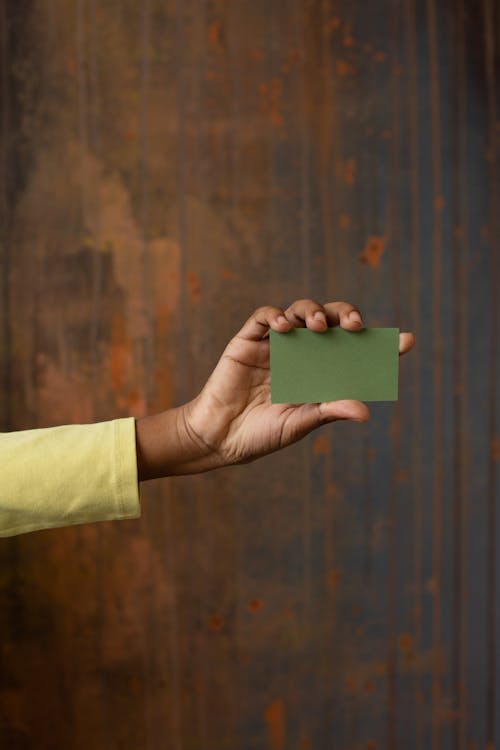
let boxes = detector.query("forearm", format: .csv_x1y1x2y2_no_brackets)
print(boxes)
134,404,222,482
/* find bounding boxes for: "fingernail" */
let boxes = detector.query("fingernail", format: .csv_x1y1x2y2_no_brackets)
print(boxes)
276,315,288,325
349,311,363,326
314,311,325,322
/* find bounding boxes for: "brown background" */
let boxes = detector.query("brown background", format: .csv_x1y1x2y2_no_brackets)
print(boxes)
0,0,499,748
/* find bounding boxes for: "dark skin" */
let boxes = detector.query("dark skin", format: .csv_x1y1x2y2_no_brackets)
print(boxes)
135,298,415,481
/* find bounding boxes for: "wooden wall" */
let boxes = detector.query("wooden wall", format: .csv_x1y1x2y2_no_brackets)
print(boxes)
0,0,498,747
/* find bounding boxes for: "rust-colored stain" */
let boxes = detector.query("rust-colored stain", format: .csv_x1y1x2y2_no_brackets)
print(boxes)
326,568,341,592
339,213,352,230
187,270,202,304
364,679,375,694
220,267,238,281
259,78,285,128
335,59,356,77
336,158,356,184
248,598,264,613
313,434,330,455
109,342,127,391
128,675,143,697
425,577,438,595
326,482,338,500
359,235,386,268
344,676,358,694
434,195,446,212
282,605,295,620
491,438,500,461
249,47,264,61
398,633,414,653
324,16,341,32
264,698,286,750
440,707,462,722
208,615,223,632
208,21,223,50
395,468,409,483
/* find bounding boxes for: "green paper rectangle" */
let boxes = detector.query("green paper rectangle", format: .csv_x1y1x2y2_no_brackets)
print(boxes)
270,327,400,403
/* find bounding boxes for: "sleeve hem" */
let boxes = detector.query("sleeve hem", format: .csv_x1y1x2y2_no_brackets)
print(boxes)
114,417,142,521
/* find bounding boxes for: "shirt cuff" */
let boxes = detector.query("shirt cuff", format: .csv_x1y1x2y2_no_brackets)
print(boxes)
113,416,142,520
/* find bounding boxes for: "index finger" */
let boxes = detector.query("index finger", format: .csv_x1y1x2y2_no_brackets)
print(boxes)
323,301,364,330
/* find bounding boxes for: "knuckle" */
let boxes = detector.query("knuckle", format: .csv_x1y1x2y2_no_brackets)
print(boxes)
286,298,323,316
337,300,359,314
255,304,280,319
286,298,306,309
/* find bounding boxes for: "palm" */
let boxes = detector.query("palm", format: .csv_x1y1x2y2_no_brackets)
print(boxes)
188,334,336,464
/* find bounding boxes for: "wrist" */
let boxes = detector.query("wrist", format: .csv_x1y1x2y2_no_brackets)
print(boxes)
135,402,222,482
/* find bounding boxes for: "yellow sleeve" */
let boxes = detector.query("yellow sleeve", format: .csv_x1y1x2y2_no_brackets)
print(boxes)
0,416,141,537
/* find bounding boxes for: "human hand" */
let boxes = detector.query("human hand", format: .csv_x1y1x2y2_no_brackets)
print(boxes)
176,299,415,472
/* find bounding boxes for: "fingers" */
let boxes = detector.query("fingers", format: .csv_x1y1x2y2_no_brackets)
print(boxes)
323,301,364,330
237,305,291,341
237,301,416,349
282,299,328,330
399,332,415,355
283,299,364,332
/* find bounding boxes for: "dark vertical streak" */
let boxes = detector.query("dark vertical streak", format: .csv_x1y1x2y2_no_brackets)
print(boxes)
483,0,498,744
451,0,469,746
80,2,111,746
0,0,11,430
88,0,103,387
387,2,402,747
318,0,338,741
297,0,313,741
139,2,158,748
267,0,278,300
76,0,88,230
86,6,111,742
140,0,154,414
227,4,244,745
175,1,188,367
406,1,424,746
427,0,444,746
167,2,190,749
362,433,373,588
319,0,337,295
297,0,311,296
450,7,460,749
191,4,209,747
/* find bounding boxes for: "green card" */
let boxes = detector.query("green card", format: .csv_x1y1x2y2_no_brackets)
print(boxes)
270,327,400,403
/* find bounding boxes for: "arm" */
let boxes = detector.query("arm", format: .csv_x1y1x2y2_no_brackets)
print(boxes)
0,298,413,537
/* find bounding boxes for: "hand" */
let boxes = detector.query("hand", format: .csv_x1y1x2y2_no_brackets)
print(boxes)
176,299,415,472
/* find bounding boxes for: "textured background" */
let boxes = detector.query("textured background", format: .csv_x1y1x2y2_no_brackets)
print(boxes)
0,0,499,748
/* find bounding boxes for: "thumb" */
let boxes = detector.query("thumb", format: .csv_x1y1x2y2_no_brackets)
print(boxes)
317,400,370,424
282,400,370,446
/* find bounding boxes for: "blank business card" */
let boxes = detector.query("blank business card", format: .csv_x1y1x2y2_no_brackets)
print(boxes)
269,327,400,403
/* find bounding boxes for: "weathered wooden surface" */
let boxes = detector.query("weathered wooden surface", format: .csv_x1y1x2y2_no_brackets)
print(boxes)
0,0,498,748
